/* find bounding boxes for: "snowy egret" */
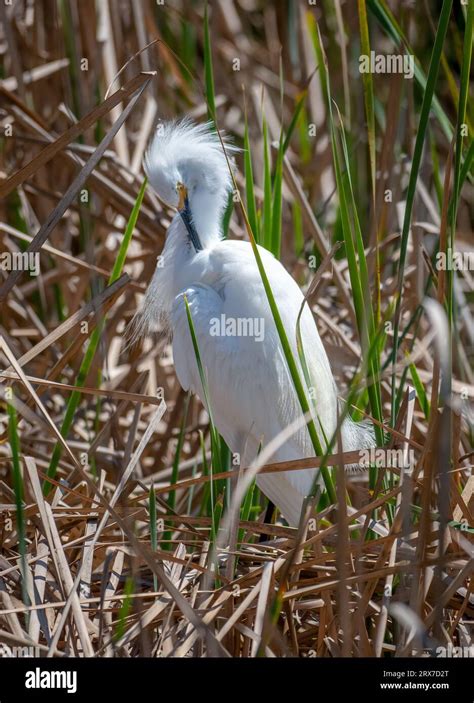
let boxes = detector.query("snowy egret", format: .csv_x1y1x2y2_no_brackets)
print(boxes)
139,118,374,526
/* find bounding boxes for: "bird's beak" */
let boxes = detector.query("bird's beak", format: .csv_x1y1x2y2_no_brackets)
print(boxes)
176,182,203,252
177,182,187,211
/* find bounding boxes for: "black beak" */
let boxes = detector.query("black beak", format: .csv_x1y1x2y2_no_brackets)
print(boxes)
179,195,203,252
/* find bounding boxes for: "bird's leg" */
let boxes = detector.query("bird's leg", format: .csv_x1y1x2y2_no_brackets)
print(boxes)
259,500,276,543
234,431,275,543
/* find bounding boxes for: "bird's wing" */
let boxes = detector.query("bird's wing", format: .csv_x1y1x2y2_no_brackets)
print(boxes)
171,282,287,458
207,240,338,440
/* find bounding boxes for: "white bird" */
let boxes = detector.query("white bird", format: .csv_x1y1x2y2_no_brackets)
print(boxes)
139,118,374,527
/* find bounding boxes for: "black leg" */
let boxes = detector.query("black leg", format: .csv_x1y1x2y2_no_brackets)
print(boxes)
259,500,275,542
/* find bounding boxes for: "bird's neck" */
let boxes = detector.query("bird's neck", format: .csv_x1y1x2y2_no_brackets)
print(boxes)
140,210,220,335
185,191,224,249
168,210,220,255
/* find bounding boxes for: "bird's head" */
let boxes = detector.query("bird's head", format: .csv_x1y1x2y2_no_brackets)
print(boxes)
144,118,237,250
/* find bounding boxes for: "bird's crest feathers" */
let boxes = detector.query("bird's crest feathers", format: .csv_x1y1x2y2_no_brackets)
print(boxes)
144,118,238,210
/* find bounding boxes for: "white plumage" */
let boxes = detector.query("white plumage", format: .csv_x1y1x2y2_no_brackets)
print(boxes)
140,119,373,526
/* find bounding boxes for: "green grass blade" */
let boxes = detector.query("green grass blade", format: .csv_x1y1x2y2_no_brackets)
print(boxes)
7,398,29,610
237,202,336,503
309,16,384,447
409,362,430,421
183,297,219,454
203,2,216,123
182,300,224,565
167,393,190,513
271,137,283,259
162,392,190,550
390,0,453,424
430,130,444,210
43,177,148,493
183,296,222,519
335,102,384,430
114,576,134,642
109,181,148,283
262,113,273,251
222,191,234,238
357,0,381,325
358,0,376,205
237,479,256,548
198,430,212,517
367,0,454,142
244,110,259,242
211,494,223,546
149,483,158,590
445,0,472,346
282,90,308,155
451,0,472,231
